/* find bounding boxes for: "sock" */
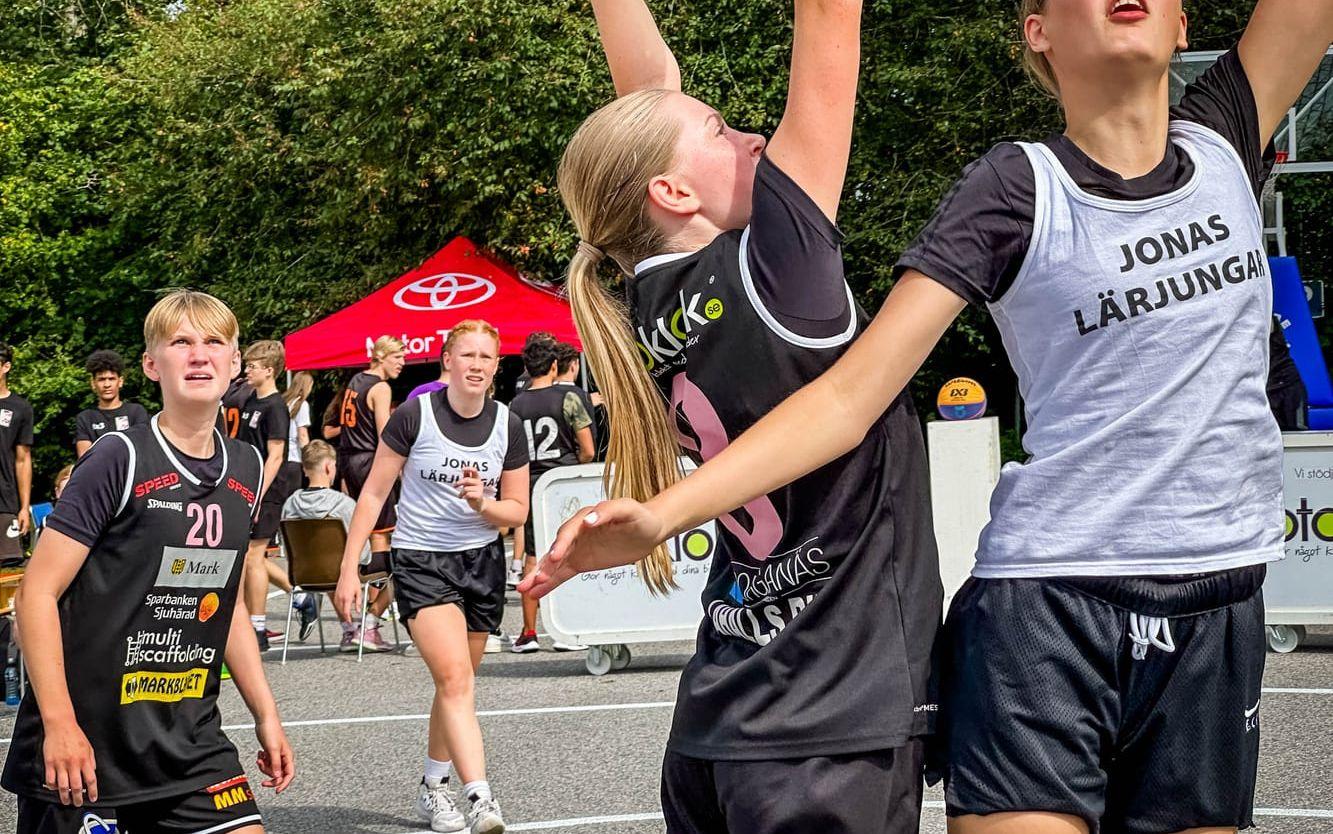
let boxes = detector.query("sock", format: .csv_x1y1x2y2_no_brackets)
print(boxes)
250,614,265,631
463,780,491,803
424,756,452,784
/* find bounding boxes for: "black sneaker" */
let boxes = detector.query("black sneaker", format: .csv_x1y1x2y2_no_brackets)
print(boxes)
510,632,539,654
255,627,270,652
296,593,318,642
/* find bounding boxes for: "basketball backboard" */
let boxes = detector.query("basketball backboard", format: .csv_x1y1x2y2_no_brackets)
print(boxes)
1170,48,1333,174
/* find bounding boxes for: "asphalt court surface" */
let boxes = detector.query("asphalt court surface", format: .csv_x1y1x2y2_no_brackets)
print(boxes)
1,587,1331,833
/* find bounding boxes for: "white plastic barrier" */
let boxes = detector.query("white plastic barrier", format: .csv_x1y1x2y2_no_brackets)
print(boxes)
532,462,715,675
1266,432,1333,651
927,418,1001,605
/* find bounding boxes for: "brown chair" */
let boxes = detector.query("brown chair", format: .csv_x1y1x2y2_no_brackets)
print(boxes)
278,518,399,664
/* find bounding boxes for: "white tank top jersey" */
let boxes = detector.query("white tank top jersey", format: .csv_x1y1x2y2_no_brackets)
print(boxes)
392,397,511,552
977,120,1284,578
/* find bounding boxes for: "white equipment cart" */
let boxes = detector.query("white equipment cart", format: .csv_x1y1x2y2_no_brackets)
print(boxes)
531,462,715,675
1266,432,1333,652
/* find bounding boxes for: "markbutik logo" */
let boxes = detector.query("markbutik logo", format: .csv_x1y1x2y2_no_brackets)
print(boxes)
393,273,496,311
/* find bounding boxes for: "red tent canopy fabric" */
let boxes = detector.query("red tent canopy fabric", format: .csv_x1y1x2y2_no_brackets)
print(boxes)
284,237,580,371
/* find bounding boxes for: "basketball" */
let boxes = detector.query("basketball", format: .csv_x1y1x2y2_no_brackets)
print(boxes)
937,377,987,420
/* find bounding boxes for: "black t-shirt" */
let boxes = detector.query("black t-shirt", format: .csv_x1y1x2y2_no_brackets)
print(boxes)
509,385,588,480
628,155,941,759
0,393,35,515
339,372,386,455
75,402,150,443
236,391,290,470
382,392,527,471
896,49,1274,306
2,418,263,804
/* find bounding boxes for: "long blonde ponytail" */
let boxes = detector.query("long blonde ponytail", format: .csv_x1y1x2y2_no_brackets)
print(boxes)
559,90,686,594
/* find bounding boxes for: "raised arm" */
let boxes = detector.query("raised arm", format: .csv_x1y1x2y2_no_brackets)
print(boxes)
590,0,681,96
522,272,965,598
1238,0,1333,146
765,0,864,220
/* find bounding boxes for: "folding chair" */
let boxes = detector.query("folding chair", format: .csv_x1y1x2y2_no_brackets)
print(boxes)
278,518,399,664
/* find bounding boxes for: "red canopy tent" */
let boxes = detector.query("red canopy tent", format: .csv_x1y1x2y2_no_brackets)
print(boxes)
284,237,580,370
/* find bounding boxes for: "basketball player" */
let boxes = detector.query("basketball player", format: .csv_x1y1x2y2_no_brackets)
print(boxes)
509,338,593,653
0,343,33,567
335,320,527,834
529,3,1333,832
524,0,941,830
3,290,294,834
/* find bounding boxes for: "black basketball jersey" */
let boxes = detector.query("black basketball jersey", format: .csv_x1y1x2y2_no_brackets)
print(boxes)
236,391,289,465
628,231,942,760
2,417,264,804
339,371,384,455
509,385,581,481
218,379,253,439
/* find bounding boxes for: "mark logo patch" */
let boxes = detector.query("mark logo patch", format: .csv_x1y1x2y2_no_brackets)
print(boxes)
120,668,209,704
154,547,237,589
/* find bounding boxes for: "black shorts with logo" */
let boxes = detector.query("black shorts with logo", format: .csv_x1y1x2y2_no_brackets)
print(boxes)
17,773,261,834
929,565,1267,834
391,538,506,633
661,741,924,834
0,512,24,564
341,451,397,533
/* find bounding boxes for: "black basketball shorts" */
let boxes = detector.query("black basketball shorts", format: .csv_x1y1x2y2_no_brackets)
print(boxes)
0,512,24,563
929,566,1267,834
391,538,506,633
661,741,925,834
341,451,397,533
17,773,261,834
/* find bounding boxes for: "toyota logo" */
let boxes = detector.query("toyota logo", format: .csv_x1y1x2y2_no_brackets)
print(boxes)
394,273,496,311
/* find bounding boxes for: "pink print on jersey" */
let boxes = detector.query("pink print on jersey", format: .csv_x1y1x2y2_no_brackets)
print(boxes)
671,373,783,560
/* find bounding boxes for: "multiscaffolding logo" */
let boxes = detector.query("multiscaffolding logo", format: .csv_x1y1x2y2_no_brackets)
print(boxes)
394,273,495,311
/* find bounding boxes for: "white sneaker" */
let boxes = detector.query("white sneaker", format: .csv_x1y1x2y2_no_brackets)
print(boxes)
417,778,465,832
483,632,508,654
551,640,587,652
467,796,505,834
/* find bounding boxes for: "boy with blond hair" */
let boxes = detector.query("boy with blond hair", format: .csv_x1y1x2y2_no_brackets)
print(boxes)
3,290,293,833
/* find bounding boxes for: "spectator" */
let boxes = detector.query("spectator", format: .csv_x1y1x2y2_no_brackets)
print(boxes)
236,340,311,650
281,440,381,651
283,371,315,493
554,341,601,453
74,350,149,457
0,344,33,568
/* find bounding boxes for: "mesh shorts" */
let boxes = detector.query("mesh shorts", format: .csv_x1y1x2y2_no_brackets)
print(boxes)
929,568,1267,833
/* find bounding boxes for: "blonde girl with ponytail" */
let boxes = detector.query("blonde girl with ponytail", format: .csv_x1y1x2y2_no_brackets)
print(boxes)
535,3,1333,833
534,1,943,831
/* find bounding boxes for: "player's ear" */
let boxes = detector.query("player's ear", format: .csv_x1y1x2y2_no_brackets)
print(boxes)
142,351,160,382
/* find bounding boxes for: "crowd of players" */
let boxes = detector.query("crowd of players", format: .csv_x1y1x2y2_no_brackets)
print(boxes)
0,331,604,658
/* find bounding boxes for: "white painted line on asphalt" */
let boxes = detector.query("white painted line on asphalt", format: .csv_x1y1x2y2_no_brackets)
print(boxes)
1262,687,1333,695
1255,807,1333,819
393,803,1333,832
0,701,675,744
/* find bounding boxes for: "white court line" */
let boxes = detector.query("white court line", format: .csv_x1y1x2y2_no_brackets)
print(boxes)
400,804,1333,832
0,701,674,745
1261,687,1333,695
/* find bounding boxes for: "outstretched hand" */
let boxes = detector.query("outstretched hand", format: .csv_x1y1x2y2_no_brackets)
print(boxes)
517,498,667,599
